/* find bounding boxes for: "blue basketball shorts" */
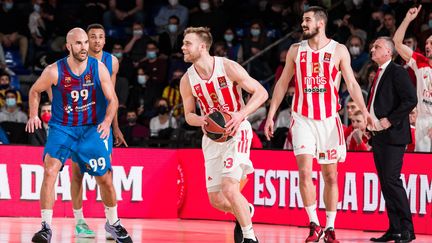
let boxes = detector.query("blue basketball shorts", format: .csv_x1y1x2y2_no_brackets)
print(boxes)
43,123,113,176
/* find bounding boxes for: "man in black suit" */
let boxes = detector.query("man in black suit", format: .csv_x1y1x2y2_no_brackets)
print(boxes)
28,102,51,146
368,37,417,243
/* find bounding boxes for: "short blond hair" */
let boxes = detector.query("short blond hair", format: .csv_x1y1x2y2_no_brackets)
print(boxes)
184,27,213,51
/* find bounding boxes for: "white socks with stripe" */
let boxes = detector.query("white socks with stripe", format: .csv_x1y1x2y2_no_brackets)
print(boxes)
41,209,53,225
305,203,320,225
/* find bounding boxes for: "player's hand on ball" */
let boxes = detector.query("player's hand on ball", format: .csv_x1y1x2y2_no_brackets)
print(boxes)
25,116,42,133
264,117,274,141
225,112,244,136
98,120,111,139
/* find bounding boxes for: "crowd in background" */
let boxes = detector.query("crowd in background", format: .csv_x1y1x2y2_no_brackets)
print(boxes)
0,0,430,151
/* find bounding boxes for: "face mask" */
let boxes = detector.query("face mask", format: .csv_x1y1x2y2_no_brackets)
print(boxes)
41,112,51,123
168,0,178,6
158,105,168,115
224,34,234,42
33,4,41,12
3,2,13,11
168,24,178,33
250,29,261,37
127,117,137,123
133,30,143,37
5,98,16,107
0,84,9,89
113,52,123,59
349,46,360,56
200,2,210,11
146,51,157,59
137,75,147,85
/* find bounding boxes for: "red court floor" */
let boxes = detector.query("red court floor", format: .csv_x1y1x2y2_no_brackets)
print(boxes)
1,217,431,242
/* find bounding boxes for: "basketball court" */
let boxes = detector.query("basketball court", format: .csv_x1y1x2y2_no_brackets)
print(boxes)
1,217,432,242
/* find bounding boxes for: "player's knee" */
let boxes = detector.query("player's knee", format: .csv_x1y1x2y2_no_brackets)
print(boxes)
221,182,238,202
43,166,59,179
298,168,312,181
208,193,224,209
322,171,338,185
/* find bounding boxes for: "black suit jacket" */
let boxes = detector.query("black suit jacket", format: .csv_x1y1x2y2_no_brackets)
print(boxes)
28,126,47,146
368,61,417,145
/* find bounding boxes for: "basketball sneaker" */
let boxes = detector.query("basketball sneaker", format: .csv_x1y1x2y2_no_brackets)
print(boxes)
106,231,115,240
74,219,95,238
234,203,255,243
305,222,323,242
32,221,52,243
242,237,259,243
324,227,340,243
104,219,132,243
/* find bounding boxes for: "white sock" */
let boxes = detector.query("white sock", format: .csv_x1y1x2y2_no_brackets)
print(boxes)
105,205,119,225
325,211,336,230
241,224,256,240
41,209,53,225
73,208,84,224
305,203,319,225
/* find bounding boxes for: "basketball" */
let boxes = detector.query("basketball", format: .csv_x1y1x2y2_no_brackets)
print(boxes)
204,111,233,142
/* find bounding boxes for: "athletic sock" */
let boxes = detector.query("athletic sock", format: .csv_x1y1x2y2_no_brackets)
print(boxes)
305,203,320,225
41,209,53,225
105,205,119,225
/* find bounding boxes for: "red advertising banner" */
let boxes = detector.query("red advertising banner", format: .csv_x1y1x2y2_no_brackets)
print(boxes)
0,146,178,218
178,149,432,235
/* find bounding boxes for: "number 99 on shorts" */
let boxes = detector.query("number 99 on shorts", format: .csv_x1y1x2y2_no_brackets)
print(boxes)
88,157,106,172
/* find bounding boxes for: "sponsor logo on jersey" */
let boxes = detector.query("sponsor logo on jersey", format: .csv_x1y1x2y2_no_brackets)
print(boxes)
64,77,72,87
194,84,204,97
304,87,327,93
323,52,331,62
319,152,326,160
217,76,228,89
83,74,94,87
304,76,327,85
300,51,307,62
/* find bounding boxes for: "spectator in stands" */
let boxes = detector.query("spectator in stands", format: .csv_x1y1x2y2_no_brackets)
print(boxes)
124,22,152,64
162,69,183,117
81,0,108,27
248,101,266,131
149,98,177,138
359,63,378,91
0,125,8,144
140,41,168,108
28,0,47,48
127,67,148,110
0,0,29,64
188,0,228,40
376,12,396,38
346,35,369,73
28,101,51,146
103,0,144,29
274,49,288,83
154,0,188,34
121,109,149,146
346,110,370,151
158,15,183,59
112,42,135,86
407,108,417,152
0,90,27,123
222,27,243,63
0,73,22,108
212,41,227,57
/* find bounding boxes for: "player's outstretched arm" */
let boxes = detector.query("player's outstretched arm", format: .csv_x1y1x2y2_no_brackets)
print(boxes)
26,64,58,133
393,5,421,62
264,44,297,140
223,58,268,136
179,74,207,127
339,44,373,127
98,62,119,139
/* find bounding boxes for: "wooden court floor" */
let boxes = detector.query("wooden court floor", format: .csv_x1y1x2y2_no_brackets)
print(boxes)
1,217,431,242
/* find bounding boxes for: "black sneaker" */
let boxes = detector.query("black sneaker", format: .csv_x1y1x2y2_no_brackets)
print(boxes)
242,237,259,243
32,222,52,243
105,220,133,243
234,203,255,243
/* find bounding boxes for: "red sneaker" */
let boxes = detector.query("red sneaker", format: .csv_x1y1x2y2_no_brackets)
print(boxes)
305,222,323,242
324,227,340,243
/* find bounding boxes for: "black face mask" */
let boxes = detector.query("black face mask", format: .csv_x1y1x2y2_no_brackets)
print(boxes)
170,78,180,87
158,105,168,114
0,84,9,89
127,117,137,123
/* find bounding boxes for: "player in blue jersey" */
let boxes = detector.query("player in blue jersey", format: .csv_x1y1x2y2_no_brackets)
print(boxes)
26,27,132,243
68,23,128,239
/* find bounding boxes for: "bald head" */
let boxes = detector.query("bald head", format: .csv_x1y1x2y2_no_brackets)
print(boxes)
66,27,89,62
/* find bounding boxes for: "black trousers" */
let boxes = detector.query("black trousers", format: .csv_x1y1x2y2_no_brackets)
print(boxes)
371,137,413,233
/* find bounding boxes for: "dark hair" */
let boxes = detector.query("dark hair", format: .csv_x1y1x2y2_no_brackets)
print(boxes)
168,15,180,23
304,6,328,25
5,89,17,97
0,72,10,80
86,23,105,33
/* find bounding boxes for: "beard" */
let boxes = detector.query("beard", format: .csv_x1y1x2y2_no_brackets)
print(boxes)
302,26,319,40
72,49,88,62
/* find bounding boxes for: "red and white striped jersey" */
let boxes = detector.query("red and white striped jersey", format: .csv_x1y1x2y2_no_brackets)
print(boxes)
407,52,432,116
187,56,244,115
292,40,342,120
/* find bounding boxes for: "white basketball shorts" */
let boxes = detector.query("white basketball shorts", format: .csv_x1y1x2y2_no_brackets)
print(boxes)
291,112,346,164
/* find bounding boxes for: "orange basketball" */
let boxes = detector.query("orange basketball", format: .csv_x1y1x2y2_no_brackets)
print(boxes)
204,111,233,142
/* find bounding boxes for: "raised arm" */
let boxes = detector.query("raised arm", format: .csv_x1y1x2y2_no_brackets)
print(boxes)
26,64,58,133
338,44,373,126
98,61,119,139
179,74,207,127
264,44,297,140
393,5,421,62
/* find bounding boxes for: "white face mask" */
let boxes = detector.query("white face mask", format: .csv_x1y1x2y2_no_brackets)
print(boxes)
200,2,210,11
137,75,147,85
349,46,360,56
168,0,178,6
